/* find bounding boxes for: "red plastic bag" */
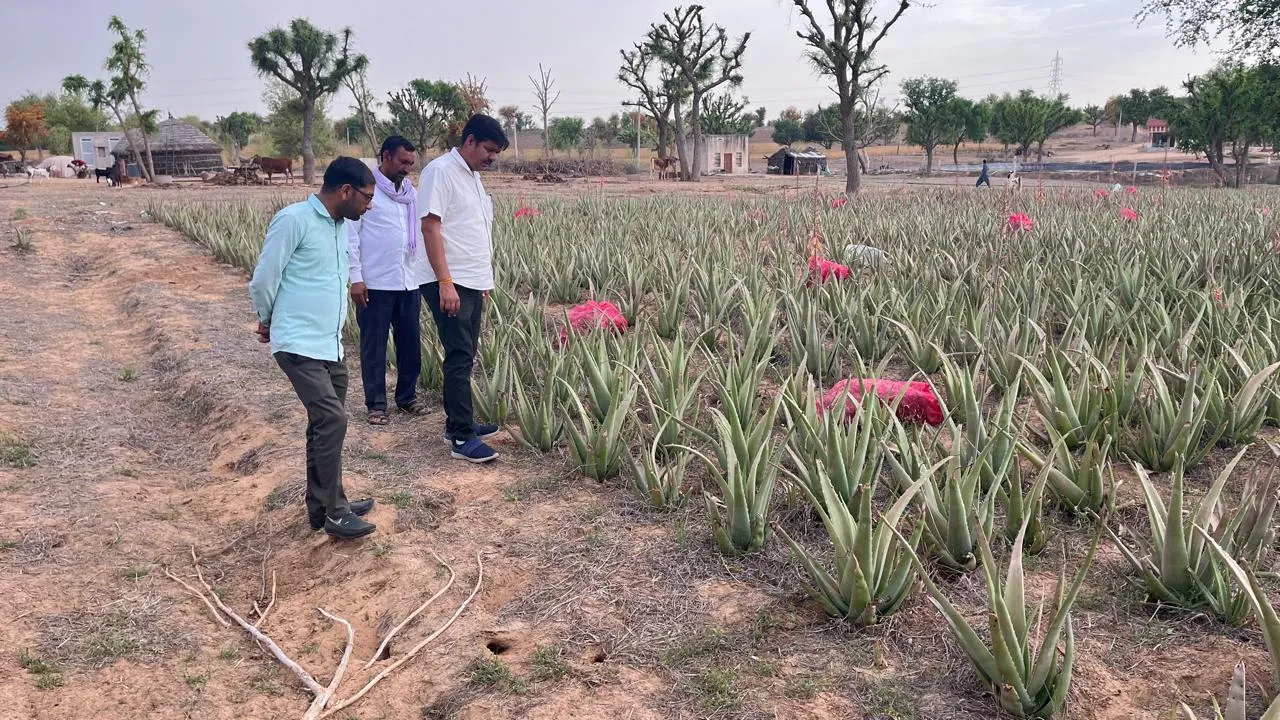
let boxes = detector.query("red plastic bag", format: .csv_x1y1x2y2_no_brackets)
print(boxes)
557,300,628,345
808,255,851,284
818,378,944,426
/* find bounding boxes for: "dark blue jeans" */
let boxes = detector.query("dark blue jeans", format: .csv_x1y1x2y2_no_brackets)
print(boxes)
356,289,421,412
422,282,483,441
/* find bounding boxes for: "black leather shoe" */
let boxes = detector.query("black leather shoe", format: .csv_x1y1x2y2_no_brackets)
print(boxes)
310,497,375,530
324,513,376,539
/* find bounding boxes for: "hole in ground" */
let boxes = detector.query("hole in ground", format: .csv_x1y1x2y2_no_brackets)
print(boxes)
486,640,512,655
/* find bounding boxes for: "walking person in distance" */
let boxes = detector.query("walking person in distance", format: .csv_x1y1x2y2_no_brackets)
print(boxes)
418,115,508,463
348,136,432,426
249,157,379,539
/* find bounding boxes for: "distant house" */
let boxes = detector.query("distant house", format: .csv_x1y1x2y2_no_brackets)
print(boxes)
110,118,224,177
1147,117,1171,148
70,131,125,169
766,146,828,175
703,134,750,174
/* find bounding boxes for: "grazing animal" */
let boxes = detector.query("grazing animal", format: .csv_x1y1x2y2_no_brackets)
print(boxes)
651,156,679,180
251,155,294,184
95,168,113,183
26,166,50,179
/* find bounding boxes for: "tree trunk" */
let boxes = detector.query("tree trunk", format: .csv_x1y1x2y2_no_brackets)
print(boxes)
125,91,156,180
301,96,316,185
924,146,934,175
841,102,860,195
656,119,670,160
856,149,868,176
16,148,26,163
687,94,703,182
1091,123,1098,137
671,97,690,181
541,111,550,157
1233,144,1249,189
1130,124,1138,143
1207,143,1228,186
110,106,143,177
953,142,961,167
1036,140,1046,162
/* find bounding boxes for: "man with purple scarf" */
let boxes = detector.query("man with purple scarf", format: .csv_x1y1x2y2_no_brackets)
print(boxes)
347,136,430,425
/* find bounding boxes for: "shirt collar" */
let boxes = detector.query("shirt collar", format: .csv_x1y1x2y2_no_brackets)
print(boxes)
450,148,474,175
307,193,339,224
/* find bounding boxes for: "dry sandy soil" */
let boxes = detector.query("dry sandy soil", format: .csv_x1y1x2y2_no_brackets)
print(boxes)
0,176,1274,720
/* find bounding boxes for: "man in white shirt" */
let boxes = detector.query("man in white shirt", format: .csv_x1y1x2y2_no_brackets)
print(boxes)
418,115,507,463
349,136,430,425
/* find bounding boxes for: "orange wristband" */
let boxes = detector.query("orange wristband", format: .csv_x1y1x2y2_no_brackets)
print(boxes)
439,277,454,285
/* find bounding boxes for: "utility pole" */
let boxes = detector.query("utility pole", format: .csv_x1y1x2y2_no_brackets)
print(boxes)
622,101,642,164
1048,51,1063,97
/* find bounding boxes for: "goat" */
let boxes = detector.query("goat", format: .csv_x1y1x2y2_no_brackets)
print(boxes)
26,166,50,179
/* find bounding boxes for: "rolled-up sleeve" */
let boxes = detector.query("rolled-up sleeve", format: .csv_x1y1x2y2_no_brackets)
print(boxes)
417,164,452,219
248,211,302,325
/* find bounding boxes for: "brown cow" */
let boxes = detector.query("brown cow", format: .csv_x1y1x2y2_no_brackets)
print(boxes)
651,157,679,180
251,155,294,185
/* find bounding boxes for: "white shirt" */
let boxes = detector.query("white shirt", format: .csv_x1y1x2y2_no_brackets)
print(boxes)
348,183,430,291
417,148,495,291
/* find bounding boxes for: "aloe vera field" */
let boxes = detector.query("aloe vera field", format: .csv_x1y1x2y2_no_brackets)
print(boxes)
3,180,1280,720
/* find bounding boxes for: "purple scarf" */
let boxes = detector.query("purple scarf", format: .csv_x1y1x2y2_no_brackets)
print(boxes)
373,168,418,256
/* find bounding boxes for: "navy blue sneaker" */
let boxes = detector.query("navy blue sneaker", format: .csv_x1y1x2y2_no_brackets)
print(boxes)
475,423,501,439
450,436,499,463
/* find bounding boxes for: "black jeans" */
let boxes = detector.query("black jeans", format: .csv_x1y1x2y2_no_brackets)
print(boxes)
422,282,483,441
976,174,991,187
274,352,351,520
356,289,422,412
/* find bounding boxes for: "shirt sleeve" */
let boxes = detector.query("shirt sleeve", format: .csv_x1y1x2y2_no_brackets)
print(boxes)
417,163,451,220
347,214,364,284
248,210,303,325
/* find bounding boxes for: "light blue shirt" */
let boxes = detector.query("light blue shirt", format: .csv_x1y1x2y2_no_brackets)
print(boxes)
248,195,350,362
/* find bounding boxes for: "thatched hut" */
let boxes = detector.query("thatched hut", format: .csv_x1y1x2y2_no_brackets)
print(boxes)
111,119,223,177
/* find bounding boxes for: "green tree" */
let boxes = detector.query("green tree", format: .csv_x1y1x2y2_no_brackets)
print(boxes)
989,90,1078,160
792,0,913,195
1173,63,1271,187
949,97,991,166
1,98,49,162
498,105,534,156
215,111,261,153
386,79,466,153
646,5,749,180
618,111,658,150
1115,88,1150,142
547,116,585,152
801,105,842,148
618,43,681,160
1138,0,1280,60
248,18,368,183
105,16,157,180
754,106,766,127
700,93,755,135
771,117,804,145
61,75,143,168
901,76,963,174
1083,104,1106,135
263,82,334,160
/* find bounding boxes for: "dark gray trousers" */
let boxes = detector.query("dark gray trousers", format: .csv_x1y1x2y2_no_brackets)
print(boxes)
274,352,351,520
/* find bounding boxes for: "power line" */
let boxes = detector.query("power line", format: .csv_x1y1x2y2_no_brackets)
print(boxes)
1048,51,1064,96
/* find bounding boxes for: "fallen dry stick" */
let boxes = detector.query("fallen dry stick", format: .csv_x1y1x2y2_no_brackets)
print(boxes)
255,570,277,629
163,566,229,628
362,548,454,669
319,551,484,719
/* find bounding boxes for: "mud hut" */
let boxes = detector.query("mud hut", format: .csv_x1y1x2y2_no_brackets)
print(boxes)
111,119,224,177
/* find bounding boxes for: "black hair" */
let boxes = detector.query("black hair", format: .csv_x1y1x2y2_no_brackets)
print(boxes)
322,156,375,191
459,114,509,151
379,135,416,160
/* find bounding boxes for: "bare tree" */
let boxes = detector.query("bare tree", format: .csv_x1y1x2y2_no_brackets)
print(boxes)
529,64,560,156
618,43,680,160
459,73,491,115
792,0,912,195
342,66,386,154
647,5,749,181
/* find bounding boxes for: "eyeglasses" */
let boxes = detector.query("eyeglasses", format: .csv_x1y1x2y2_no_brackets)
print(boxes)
350,187,374,202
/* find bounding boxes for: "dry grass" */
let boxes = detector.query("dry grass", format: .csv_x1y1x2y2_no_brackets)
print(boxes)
39,593,193,669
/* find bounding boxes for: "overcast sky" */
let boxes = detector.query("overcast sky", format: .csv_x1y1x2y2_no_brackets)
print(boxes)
1,0,1223,124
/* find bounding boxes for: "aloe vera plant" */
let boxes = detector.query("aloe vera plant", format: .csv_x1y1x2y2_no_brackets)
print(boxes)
1107,447,1275,625
685,396,786,556
1018,425,1115,514
897,514,1103,718
512,355,566,453
776,471,926,625
886,447,996,572
628,424,689,509
1001,459,1050,556
782,381,888,513
1021,349,1114,451
1177,662,1280,720
1126,364,1223,471
1198,528,1280,696
563,381,636,481
1205,352,1280,445
641,333,704,453
474,353,512,425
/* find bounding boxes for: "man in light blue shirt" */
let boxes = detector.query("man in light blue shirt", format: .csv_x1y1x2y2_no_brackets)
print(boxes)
249,157,379,540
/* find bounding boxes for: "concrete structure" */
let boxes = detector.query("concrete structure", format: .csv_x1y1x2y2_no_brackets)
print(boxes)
1147,117,1171,149
703,134,750,174
71,131,125,169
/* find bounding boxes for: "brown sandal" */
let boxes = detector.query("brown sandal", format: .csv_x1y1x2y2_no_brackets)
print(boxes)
368,410,390,425
397,398,431,416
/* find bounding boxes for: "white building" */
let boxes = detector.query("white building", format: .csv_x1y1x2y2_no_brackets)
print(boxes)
70,131,125,169
703,134,750,175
